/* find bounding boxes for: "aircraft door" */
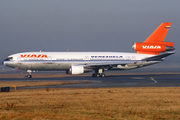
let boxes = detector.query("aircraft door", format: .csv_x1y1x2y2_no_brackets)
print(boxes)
84,56,90,62
17,56,21,61
47,56,52,63
131,56,136,62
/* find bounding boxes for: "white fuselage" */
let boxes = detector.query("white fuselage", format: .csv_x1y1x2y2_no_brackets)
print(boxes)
9,52,154,61
3,52,158,72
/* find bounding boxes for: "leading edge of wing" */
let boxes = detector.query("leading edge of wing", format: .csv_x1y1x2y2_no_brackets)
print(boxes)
82,60,135,67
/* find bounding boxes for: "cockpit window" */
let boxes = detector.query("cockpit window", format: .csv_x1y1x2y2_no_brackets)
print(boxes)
4,57,13,61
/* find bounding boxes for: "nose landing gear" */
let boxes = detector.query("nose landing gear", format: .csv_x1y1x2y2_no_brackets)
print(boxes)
25,70,32,78
26,75,32,78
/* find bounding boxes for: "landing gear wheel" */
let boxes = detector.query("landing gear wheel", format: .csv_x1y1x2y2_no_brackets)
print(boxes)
28,75,32,78
92,73,106,78
92,73,100,77
26,70,32,78
96,74,100,77
92,73,97,77
100,73,105,77
26,75,32,78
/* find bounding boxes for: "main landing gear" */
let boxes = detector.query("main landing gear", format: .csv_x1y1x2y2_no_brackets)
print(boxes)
25,70,32,78
92,69,106,77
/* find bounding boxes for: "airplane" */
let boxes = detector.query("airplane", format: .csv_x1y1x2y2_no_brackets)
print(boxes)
2,22,175,78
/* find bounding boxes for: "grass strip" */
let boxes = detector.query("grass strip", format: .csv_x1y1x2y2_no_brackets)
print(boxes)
1,87,180,119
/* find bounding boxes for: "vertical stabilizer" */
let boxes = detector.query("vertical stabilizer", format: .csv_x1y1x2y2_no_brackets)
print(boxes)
132,22,174,55
144,22,171,43
134,22,174,55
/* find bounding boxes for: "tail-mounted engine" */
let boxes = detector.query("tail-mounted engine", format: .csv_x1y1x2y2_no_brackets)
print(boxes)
132,42,175,54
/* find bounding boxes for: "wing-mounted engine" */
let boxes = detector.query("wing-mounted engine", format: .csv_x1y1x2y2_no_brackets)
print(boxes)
66,66,92,75
68,66,84,74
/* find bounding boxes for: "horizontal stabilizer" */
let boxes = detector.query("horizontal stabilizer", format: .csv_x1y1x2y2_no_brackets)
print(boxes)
141,52,175,61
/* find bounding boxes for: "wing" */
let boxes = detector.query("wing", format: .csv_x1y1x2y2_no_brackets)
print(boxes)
84,61,134,67
73,60,136,71
141,51,175,61
72,52,175,70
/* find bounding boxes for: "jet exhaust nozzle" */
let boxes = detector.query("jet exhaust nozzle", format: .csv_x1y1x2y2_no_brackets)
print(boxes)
166,46,175,51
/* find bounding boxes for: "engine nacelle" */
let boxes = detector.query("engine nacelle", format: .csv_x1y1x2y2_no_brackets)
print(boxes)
156,42,174,47
132,42,174,52
68,66,84,75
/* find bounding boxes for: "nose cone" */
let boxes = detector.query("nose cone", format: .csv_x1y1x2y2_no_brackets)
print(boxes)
2,60,6,65
2,57,12,65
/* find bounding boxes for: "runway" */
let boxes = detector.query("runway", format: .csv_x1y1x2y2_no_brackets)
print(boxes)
1,72,180,89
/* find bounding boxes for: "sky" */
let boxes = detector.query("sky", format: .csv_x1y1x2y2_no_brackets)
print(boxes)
0,1,180,65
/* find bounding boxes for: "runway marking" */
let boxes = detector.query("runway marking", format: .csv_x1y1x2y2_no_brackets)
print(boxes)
131,77,144,79
92,80,102,83
150,77,157,83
